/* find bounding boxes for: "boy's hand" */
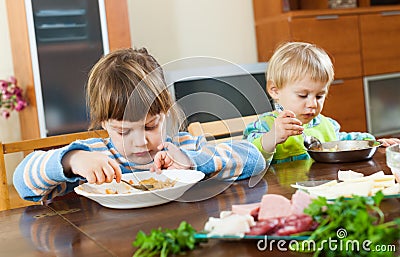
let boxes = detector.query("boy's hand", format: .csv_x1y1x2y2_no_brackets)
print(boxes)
273,110,304,144
151,142,193,173
261,110,304,152
62,150,122,184
377,138,400,147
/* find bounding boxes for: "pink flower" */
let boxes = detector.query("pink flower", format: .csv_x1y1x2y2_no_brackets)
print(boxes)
15,100,27,111
14,87,22,97
2,110,10,119
0,76,28,119
0,81,8,91
9,76,17,85
3,91,12,99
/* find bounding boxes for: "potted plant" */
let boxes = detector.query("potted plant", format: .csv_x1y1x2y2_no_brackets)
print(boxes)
0,76,27,119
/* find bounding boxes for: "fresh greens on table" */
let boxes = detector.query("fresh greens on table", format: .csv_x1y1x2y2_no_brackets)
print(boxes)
132,192,399,257
302,191,400,257
132,221,202,257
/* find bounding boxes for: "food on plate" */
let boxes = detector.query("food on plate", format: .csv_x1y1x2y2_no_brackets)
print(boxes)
105,189,118,194
322,145,361,152
307,140,380,163
133,192,399,257
322,144,339,152
258,194,292,219
316,140,379,152
248,214,314,236
74,170,205,209
337,169,364,181
204,212,255,237
203,190,317,237
137,177,177,190
103,177,177,194
231,202,260,217
290,188,313,215
291,170,400,199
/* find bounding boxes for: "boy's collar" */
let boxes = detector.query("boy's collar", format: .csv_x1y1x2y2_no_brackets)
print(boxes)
306,115,321,128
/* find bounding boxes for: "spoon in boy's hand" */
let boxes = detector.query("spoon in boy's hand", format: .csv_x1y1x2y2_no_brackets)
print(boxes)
274,103,322,150
302,133,323,151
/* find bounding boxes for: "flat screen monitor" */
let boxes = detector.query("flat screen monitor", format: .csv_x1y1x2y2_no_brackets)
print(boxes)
364,73,400,137
165,62,272,125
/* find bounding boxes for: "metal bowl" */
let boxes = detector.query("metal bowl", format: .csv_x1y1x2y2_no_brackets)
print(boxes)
307,140,380,163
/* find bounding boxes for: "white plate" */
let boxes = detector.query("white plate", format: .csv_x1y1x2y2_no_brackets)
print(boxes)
74,169,205,209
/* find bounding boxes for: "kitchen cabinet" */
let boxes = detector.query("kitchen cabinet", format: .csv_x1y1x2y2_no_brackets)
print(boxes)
322,78,366,132
6,0,131,139
290,15,362,79
255,14,363,80
252,0,400,133
360,11,400,75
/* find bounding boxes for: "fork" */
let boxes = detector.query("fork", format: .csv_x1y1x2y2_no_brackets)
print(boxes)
120,179,154,191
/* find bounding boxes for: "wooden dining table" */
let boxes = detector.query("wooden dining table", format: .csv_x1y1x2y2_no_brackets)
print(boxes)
1,147,399,257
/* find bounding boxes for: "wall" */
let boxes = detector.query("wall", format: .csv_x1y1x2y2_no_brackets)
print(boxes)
128,0,258,66
0,0,13,77
0,0,258,184
0,0,23,184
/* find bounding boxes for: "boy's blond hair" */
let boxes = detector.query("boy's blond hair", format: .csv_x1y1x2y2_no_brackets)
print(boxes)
86,48,183,133
266,42,334,90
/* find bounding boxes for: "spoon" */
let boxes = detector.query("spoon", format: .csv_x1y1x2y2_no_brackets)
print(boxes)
274,103,323,150
120,179,154,191
302,133,323,151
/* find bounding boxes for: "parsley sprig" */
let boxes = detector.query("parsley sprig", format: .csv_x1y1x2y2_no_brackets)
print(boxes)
132,221,200,257
302,191,400,257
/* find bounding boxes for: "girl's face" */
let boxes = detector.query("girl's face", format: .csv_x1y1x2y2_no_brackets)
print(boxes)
103,113,166,164
269,75,329,125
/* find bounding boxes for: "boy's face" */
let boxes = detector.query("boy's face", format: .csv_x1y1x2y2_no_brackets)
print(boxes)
268,75,329,125
103,113,166,165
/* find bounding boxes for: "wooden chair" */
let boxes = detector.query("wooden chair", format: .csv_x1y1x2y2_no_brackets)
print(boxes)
0,129,108,211
187,115,259,142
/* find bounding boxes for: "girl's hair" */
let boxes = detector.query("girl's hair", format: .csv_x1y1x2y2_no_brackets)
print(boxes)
266,42,334,90
86,48,184,133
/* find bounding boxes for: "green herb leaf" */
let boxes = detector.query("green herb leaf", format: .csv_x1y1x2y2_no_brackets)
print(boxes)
132,221,200,257
303,194,400,257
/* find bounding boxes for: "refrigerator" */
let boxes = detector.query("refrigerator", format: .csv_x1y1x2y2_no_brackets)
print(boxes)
25,0,109,137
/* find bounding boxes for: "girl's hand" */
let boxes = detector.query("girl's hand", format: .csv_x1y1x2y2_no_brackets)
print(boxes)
62,150,122,184
261,110,303,153
151,142,193,173
377,138,400,147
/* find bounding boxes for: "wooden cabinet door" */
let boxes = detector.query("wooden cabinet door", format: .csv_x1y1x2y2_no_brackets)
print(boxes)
255,19,291,62
322,78,367,132
290,15,362,79
360,11,400,76
105,0,131,50
6,0,131,140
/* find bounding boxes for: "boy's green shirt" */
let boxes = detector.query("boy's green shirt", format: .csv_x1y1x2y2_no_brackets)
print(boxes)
245,111,374,164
